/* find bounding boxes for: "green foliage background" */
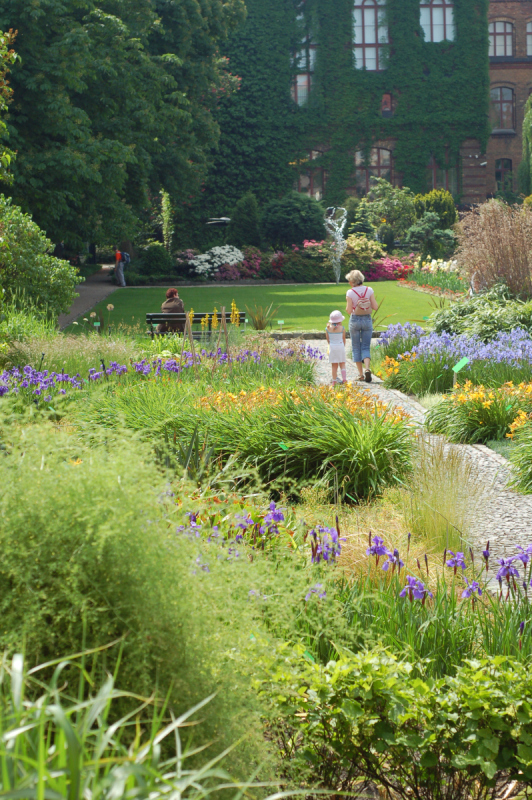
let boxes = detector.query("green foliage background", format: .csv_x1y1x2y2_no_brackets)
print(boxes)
192,0,490,243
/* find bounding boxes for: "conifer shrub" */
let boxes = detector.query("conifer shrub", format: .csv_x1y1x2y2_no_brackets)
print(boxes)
262,192,326,248
414,189,458,230
227,191,262,247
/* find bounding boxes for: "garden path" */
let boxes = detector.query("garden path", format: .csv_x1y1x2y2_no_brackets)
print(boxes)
58,267,117,330
307,339,532,578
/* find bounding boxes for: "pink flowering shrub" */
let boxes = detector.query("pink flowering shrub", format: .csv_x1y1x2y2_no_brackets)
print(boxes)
365,257,414,282
214,263,241,281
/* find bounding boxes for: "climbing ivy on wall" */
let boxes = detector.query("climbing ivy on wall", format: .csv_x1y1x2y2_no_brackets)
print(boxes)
182,0,490,243
304,0,490,202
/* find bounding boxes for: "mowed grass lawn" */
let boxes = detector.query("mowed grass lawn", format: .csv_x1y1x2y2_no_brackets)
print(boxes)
73,282,436,332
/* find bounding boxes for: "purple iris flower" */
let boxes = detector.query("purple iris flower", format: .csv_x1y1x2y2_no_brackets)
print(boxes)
516,545,532,565
382,548,404,573
446,551,466,573
309,526,344,564
305,583,327,602
367,535,387,559
461,579,482,599
399,575,433,603
496,557,519,583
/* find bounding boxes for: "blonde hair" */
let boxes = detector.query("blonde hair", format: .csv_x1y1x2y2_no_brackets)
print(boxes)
345,269,365,286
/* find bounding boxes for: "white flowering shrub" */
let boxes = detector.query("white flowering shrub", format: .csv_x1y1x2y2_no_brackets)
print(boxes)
192,246,244,278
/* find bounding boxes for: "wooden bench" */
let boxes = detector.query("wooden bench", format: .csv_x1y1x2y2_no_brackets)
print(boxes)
146,311,246,338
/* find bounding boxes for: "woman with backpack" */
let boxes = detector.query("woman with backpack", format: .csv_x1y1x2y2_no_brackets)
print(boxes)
345,269,379,383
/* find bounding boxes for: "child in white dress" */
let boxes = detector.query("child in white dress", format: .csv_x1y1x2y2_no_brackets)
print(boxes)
326,310,347,385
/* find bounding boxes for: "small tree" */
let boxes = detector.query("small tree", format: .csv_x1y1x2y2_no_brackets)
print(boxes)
414,189,458,230
348,198,374,236
404,212,456,259
227,192,261,247
262,192,325,247
366,178,416,238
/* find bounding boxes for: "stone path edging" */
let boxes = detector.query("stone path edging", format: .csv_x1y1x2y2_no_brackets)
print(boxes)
306,338,532,574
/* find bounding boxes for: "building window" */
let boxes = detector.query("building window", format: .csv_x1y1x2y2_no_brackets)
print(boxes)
495,158,513,192
490,87,515,131
381,93,393,117
489,21,513,57
293,5,316,107
426,155,458,195
353,0,388,72
527,22,532,56
298,150,326,201
355,148,392,194
420,0,455,43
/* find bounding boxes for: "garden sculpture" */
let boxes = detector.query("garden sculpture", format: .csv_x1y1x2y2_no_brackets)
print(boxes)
324,207,347,284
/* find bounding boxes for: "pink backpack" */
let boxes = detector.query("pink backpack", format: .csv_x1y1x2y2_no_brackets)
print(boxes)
350,287,372,316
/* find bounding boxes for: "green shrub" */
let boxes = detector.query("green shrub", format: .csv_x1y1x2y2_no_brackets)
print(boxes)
366,178,416,238
431,285,530,340
341,234,385,273
136,242,174,276
404,212,456,259
262,192,326,247
262,647,532,798
378,222,395,251
0,195,79,316
0,426,272,772
414,189,458,229
227,191,262,247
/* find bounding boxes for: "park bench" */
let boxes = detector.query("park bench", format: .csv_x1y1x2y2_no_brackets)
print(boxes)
146,311,246,339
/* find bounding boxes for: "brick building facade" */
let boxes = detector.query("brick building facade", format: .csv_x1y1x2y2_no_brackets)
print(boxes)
485,0,532,199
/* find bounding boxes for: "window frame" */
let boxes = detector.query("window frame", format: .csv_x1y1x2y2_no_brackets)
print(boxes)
488,21,514,57
495,158,513,192
297,150,326,201
353,0,389,72
426,154,459,196
419,0,456,43
490,86,516,132
527,21,532,57
355,147,392,195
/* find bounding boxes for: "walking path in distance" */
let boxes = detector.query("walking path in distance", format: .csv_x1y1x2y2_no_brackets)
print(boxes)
58,267,117,330
307,338,532,576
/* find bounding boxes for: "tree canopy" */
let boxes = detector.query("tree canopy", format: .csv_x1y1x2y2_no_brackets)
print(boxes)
0,0,246,246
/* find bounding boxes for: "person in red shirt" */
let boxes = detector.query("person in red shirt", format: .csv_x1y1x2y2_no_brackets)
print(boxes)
114,246,126,287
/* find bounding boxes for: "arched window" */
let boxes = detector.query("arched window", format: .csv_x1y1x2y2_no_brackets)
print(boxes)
489,21,513,57
353,0,388,72
420,0,455,43
298,150,326,201
495,159,513,192
426,154,458,195
355,148,391,194
490,87,515,131
527,22,532,56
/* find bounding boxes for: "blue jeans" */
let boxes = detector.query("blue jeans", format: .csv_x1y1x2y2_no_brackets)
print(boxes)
349,316,373,362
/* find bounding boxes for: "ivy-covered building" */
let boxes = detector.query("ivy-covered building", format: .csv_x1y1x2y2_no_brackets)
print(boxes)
201,0,531,224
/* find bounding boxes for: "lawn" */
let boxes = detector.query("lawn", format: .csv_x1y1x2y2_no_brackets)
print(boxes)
71,282,437,332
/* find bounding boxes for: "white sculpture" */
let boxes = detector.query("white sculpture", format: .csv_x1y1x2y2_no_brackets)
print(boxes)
324,207,347,284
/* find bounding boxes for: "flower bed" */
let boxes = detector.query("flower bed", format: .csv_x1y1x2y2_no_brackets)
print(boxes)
380,325,532,394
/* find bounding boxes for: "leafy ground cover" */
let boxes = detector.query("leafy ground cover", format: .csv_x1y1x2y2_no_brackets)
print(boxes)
68,282,436,333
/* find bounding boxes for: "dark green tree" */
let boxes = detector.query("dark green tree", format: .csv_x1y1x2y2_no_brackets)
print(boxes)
0,0,245,246
262,191,325,247
227,192,262,247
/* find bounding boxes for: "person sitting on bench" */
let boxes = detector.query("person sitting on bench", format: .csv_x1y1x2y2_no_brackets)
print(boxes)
157,288,186,333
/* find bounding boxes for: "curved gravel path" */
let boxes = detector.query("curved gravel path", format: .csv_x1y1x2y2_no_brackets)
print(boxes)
307,338,532,574
58,267,117,330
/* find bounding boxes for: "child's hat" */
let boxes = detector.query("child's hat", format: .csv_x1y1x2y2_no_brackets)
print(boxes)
329,310,344,323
